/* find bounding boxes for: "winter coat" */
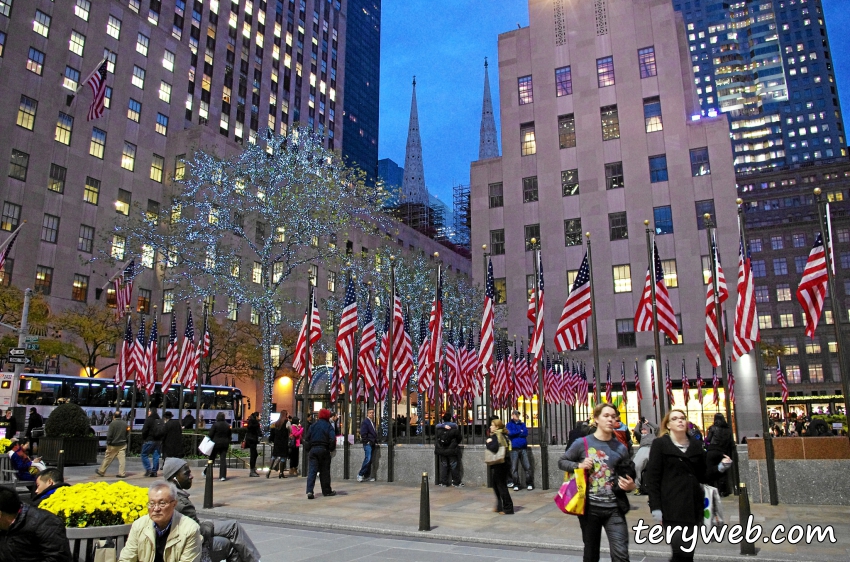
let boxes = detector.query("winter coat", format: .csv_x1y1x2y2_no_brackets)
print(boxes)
141,412,163,442
161,419,184,458
245,417,261,446
118,512,201,562
207,421,232,449
290,424,304,447
269,423,290,457
0,504,73,562
25,412,43,440
705,424,734,454
305,419,336,452
106,418,129,446
645,434,722,524
506,420,529,449
359,417,378,445
434,422,461,457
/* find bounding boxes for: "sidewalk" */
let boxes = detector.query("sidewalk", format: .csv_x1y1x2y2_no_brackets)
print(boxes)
64,464,850,561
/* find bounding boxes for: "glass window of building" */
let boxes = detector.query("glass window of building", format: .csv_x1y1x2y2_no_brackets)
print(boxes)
596,56,615,87
48,164,66,193
558,114,576,148
564,218,582,247
616,319,636,348
751,259,766,278
489,182,503,208
1,203,20,232
490,229,505,255
121,142,136,171
55,113,73,145
41,214,59,243
524,224,540,251
690,147,711,176
562,169,579,196
555,66,572,96
638,46,657,78
9,150,28,181
116,189,131,215
771,235,784,250
654,206,673,235
493,278,507,304
661,259,678,288
72,274,88,302
649,155,668,183
695,200,715,230
127,98,141,122
750,238,763,252
755,286,769,303
518,75,533,105
26,48,45,75
609,212,628,241
78,224,94,253
34,265,53,295
601,105,620,140
520,122,536,155
613,265,632,293
773,258,788,275
522,176,538,203
107,16,122,39
16,96,37,130
758,313,773,330
69,31,86,56
605,162,624,190
90,128,106,158
33,10,51,38
644,97,663,132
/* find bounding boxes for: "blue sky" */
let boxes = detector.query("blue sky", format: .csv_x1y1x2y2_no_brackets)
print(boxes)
377,0,850,204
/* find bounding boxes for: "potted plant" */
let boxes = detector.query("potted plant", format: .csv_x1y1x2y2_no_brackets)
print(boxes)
39,403,98,465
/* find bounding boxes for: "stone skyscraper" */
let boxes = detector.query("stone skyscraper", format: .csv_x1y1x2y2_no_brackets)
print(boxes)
479,59,500,160
400,78,428,205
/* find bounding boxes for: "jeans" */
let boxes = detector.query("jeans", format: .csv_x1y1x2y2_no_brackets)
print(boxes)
489,462,513,513
140,441,160,475
358,443,374,478
210,519,262,562
665,521,699,561
510,448,533,486
439,455,461,486
98,444,127,476
306,447,332,494
209,445,228,479
577,504,629,562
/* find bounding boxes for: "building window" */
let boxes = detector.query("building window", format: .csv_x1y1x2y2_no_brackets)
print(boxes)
649,155,668,183
72,274,88,302
657,259,677,288
493,278,507,304
490,229,505,255
48,164,66,193
836,229,850,244
653,206,673,235
522,176,538,203
326,270,337,293
690,147,711,176
107,15,122,39
758,313,773,330
644,97,663,132
33,10,51,37
770,235,784,250
0,31,4,57
162,289,174,314
9,150,28,181
613,265,632,293
136,32,149,56
488,182,503,208
805,341,822,355
163,50,175,72
520,122,536,156
174,155,186,180
562,169,579,196
601,105,620,140
695,200,715,230
0,0,9,17
137,289,151,314
751,259,766,278
773,258,788,275
41,214,59,243
525,224,541,251
34,266,53,295
792,233,807,248
555,66,572,96
605,162,624,190
0,258,13,286
616,318,636,348
26,48,45,75
78,224,94,253
16,96,37,130
69,30,86,56
664,314,683,345
116,189,131,215
808,363,824,383
779,313,795,328
308,265,318,287
597,56,615,87
54,113,73,145
90,128,106,158
74,0,91,20
252,262,262,284
783,337,799,355
84,177,100,205
638,46,657,78
159,81,172,103
156,113,168,135
755,286,769,303
750,238,763,252
564,218,582,247
63,66,80,91
121,142,136,171
558,114,576,148
127,98,141,122
1,202,21,231
131,65,145,89
840,252,850,270
794,255,807,274
609,212,628,241
150,154,164,183
518,75,533,105
103,49,116,73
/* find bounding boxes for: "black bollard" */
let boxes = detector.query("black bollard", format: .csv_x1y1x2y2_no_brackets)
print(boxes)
739,482,756,555
57,449,65,481
418,472,431,532
203,460,214,509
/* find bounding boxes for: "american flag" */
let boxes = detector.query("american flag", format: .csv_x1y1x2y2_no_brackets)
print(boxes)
377,303,391,401
695,358,704,405
395,307,414,401
466,330,481,396
162,314,179,393
590,366,597,406
114,316,134,388
132,317,147,390
200,308,211,359
635,243,679,342
0,225,22,277
565,361,577,406
605,362,613,403
650,363,657,406
681,359,689,405
145,317,158,394
727,358,736,405
445,327,459,395
544,354,557,403
796,233,828,338
85,60,108,121
427,268,444,386
335,276,358,383
776,357,789,403
665,359,674,406
633,360,642,402
711,367,720,406
528,253,545,361
733,239,759,359
478,259,496,376
620,361,628,405
416,312,431,394
704,236,729,367
114,260,135,317
555,251,592,352
492,342,504,409
357,298,378,397
518,346,535,399
178,310,198,390
578,362,589,406
389,293,409,400
293,290,322,382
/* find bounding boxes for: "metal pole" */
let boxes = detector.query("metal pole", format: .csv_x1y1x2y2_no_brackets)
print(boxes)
387,258,396,482
585,234,602,405
737,199,779,505
482,248,492,431
195,305,207,431
814,188,850,427
9,288,32,408
644,223,666,419
530,242,549,490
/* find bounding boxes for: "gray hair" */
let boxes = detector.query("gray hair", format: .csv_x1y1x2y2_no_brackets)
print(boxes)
148,480,178,501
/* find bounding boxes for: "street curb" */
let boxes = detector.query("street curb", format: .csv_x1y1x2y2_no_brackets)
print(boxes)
196,507,819,562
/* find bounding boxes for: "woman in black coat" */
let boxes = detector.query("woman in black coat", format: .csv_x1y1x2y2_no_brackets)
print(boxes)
645,408,733,561
160,412,184,459
267,414,290,479
207,412,232,481
705,413,734,496
245,412,261,477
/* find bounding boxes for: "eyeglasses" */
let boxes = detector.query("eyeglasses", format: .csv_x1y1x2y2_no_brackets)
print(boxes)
147,500,175,510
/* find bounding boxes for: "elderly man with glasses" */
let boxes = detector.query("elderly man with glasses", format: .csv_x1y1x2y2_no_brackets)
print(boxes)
119,481,201,562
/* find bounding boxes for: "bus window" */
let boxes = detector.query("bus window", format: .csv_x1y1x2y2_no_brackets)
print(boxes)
69,381,91,404
182,389,196,409
88,382,115,407
163,387,180,408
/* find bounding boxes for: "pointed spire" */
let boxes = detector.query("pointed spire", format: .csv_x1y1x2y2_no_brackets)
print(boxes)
401,76,429,205
479,58,500,160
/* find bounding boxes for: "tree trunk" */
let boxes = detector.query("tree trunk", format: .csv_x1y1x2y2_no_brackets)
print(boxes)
260,309,275,434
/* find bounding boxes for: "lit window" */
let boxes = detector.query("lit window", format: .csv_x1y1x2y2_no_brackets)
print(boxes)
103,49,116,73
136,33,149,56
0,31,5,58
26,48,44,75
555,66,572,97
48,164,66,193
661,259,678,288
150,154,164,183
596,56,615,87
163,290,174,314
83,177,100,205
252,262,262,284
16,95,37,130
34,265,53,295
644,97,663,132
111,235,126,260
562,169,579,197
690,147,711,176
75,0,91,21
601,105,620,140
155,113,168,135
327,271,337,292
564,218,582,247
116,189,131,215
63,66,80,91
33,10,51,38
121,142,136,171
613,265,632,293
758,314,773,330
638,46,657,78
779,313,795,328
159,81,172,103
1,202,20,231
558,114,576,148
69,31,86,56
518,75,533,105
163,50,175,72
127,98,141,122
54,112,73,144
520,122,536,156
132,66,145,89
107,16,122,40
227,298,238,321
89,128,106,159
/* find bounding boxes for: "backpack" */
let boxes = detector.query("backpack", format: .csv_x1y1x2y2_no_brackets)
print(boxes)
437,429,453,450
152,418,167,440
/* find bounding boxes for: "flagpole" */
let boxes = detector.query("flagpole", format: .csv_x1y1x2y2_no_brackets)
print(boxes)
0,222,25,254
644,222,666,420
529,239,549,490
386,256,396,482
585,234,602,408
813,188,850,429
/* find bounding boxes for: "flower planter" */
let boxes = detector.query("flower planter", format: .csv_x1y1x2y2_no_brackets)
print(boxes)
39,437,99,465
66,523,132,562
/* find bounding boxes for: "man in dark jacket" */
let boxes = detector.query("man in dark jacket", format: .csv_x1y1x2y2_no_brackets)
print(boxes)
357,408,378,482
140,409,164,477
0,410,17,440
0,487,73,562
434,412,462,487
182,412,196,430
161,411,184,461
96,411,129,477
305,408,336,499
31,468,70,506
24,408,43,451
506,410,533,491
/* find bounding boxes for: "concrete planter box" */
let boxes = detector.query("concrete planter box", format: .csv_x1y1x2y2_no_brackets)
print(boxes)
40,437,99,465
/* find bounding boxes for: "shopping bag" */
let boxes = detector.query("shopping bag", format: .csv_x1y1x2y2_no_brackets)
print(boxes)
554,437,589,516
93,539,117,562
702,484,725,527
198,436,214,456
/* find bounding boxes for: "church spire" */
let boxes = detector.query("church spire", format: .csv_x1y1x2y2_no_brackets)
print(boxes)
401,76,428,205
479,58,500,160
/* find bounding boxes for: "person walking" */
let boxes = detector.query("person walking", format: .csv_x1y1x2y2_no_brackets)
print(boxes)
289,417,303,477
357,408,377,482
506,410,533,491
140,409,164,477
96,411,129,478
304,408,336,499
645,408,733,562
244,412,261,477
160,411,184,462
558,403,636,562
267,414,290,478
485,419,513,514
704,413,734,496
434,412,463,487
632,424,656,494
24,408,43,453
207,412,232,481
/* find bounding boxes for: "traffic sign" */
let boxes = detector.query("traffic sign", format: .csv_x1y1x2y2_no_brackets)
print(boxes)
7,356,31,365
8,348,26,356
25,343,39,350
24,336,38,343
